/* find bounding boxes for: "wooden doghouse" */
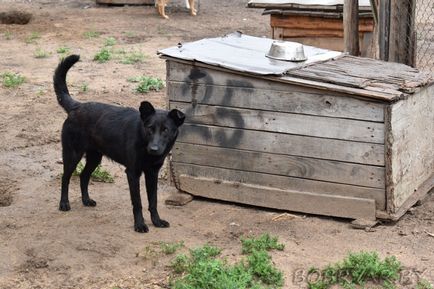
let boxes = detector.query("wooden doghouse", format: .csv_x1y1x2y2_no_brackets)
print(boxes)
247,0,375,56
159,33,434,222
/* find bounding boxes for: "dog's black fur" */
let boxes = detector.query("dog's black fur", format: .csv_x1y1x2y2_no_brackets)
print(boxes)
53,54,185,233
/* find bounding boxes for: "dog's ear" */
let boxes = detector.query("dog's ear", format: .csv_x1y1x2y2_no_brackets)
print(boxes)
168,109,185,127
139,101,155,122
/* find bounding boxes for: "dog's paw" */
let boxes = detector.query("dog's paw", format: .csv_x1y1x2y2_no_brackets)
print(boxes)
134,223,149,233
152,218,170,228
59,201,71,211
82,198,97,207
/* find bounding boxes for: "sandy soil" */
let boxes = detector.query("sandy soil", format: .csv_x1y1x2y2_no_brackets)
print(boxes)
0,1,433,288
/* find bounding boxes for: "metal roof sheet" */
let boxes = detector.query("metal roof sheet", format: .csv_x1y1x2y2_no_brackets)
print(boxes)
158,32,342,76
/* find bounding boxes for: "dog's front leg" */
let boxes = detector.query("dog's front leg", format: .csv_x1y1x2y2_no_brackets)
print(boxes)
126,170,148,233
144,169,170,228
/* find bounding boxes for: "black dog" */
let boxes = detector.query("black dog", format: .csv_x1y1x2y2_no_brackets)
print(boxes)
53,54,185,233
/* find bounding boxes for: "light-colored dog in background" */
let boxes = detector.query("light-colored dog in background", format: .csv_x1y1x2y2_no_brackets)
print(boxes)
156,0,196,19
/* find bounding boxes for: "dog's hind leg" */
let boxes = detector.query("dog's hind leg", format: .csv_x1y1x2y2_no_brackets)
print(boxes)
145,168,170,228
60,148,84,211
80,151,102,207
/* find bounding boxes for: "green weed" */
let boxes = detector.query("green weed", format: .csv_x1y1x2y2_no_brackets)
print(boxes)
34,48,49,58
73,161,114,183
169,235,285,289
128,76,164,93
80,82,89,93
84,30,101,39
4,31,12,40
120,51,146,64
418,279,434,289
241,233,285,254
93,47,112,63
57,46,70,54
104,36,117,46
308,251,401,289
25,32,40,44
160,241,185,255
1,72,25,88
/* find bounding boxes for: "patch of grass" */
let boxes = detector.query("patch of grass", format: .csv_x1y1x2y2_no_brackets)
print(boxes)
418,279,434,289
1,72,25,88
128,76,164,93
120,51,146,64
123,31,136,38
308,251,401,289
57,46,70,54
93,47,112,63
25,32,40,44
169,235,285,289
84,30,101,39
160,241,184,255
80,82,89,93
241,233,285,254
34,48,50,58
104,36,117,46
73,161,114,183
4,31,12,40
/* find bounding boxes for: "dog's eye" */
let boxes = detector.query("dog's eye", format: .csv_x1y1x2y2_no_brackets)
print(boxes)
162,127,169,133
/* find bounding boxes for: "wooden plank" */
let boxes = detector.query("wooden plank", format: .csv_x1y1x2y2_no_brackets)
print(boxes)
386,84,434,212
165,59,400,101
179,175,377,220
173,162,386,209
344,0,360,55
173,143,385,188
270,15,374,32
171,102,385,143
177,124,385,166
96,0,154,4
285,56,431,94
388,0,416,65
167,81,385,122
275,28,345,38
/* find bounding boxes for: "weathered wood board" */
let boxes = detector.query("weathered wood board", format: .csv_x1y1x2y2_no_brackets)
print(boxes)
96,0,154,4
386,84,434,214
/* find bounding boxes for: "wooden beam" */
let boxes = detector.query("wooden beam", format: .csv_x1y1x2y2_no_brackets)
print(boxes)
388,0,416,65
378,0,390,61
344,0,360,55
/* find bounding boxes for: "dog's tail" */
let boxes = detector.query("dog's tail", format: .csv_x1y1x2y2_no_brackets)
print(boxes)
53,54,81,113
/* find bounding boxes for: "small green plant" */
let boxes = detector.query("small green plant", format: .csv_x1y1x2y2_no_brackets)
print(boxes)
128,76,164,93
73,161,114,183
308,251,401,289
25,32,40,44
57,46,70,54
80,82,89,93
120,51,146,64
104,36,117,46
93,48,112,63
417,279,434,289
84,30,101,39
4,31,12,40
169,235,285,289
160,241,184,255
1,72,25,88
34,48,49,58
124,31,136,37
241,234,285,254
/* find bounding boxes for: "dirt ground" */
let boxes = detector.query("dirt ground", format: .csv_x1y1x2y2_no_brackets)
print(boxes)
0,1,433,288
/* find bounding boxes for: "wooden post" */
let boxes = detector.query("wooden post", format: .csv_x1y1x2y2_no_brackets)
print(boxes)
344,0,359,55
388,0,416,66
378,0,390,61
